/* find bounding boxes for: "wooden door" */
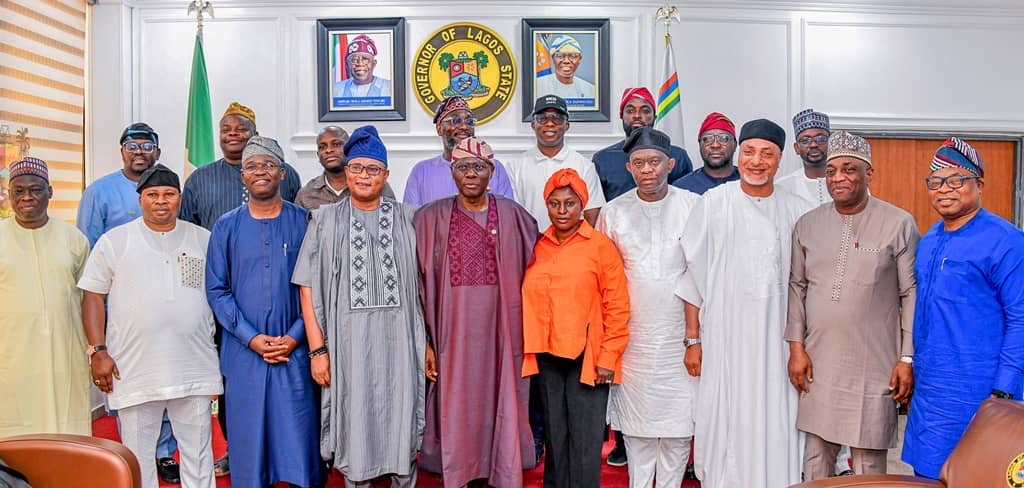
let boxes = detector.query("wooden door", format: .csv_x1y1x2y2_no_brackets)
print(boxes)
864,137,1018,232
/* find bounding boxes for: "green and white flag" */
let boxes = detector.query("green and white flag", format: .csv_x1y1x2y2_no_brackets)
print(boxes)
185,32,214,174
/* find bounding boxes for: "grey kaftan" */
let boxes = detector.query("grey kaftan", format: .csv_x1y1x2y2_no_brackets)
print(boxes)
785,197,918,449
292,197,426,482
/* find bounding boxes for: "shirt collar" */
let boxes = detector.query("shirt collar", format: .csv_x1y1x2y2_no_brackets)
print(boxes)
541,218,594,245
529,144,570,163
322,174,346,196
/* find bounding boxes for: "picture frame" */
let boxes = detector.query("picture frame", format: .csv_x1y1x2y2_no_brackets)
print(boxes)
521,18,611,122
316,17,406,122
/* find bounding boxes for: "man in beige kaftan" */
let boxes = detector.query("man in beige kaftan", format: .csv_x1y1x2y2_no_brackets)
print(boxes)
785,131,918,479
0,157,91,437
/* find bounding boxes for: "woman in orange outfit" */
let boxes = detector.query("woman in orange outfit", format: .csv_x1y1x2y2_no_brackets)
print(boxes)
521,168,630,488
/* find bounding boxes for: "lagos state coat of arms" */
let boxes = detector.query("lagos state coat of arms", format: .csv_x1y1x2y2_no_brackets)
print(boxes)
412,22,516,124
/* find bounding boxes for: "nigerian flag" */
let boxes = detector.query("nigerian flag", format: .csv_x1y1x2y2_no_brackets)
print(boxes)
185,32,214,172
654,33,685,147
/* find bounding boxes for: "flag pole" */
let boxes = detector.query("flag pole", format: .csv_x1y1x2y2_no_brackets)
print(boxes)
656,5,680,45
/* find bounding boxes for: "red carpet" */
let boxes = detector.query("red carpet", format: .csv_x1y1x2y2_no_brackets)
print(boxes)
92,415,699,487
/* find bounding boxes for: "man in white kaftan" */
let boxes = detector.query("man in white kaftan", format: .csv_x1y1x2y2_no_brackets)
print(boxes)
677,119,813,488
600,127,700,488
79,165,222,488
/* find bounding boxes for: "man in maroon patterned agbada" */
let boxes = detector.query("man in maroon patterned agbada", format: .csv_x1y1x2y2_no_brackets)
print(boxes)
413,136,539,487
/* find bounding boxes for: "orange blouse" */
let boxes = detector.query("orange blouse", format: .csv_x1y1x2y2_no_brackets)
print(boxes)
521,220,630,386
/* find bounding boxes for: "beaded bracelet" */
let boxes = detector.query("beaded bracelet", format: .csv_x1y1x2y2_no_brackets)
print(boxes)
308,345,329,359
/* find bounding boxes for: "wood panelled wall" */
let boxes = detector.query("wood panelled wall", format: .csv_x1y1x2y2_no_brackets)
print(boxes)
865,137,1017,232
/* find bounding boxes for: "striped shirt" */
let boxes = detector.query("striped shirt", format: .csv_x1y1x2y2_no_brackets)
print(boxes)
178,158,302,230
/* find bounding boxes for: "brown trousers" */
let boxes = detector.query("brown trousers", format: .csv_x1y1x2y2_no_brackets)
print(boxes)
803,432,888,481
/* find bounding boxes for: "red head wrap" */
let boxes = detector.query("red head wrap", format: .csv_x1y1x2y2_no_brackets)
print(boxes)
699,112,735,137
618,87,656,119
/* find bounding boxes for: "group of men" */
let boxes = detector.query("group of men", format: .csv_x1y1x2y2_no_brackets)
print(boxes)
2,87,1022,488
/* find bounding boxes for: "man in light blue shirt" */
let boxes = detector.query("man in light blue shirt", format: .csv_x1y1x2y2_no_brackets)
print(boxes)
76,123,182,484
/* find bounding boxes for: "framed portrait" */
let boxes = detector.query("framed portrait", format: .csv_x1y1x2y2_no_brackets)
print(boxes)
521,18,610,122
316,18,406,122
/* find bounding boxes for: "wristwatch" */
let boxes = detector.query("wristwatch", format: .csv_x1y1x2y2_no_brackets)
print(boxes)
87,344,107,357
992,389,1013,399
684,337,701,348
899,355,913,365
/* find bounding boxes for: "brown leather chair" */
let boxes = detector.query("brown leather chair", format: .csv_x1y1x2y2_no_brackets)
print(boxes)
790,398,1024,487
0,434,141,488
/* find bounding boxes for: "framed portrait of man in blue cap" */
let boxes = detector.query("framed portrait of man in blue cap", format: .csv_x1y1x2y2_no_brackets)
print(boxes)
521,18,610,122
316,17,407,122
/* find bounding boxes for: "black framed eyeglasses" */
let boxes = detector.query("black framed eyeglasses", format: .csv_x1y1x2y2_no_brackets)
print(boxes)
123,141,157,153
924,174,980,190
797,134,829,147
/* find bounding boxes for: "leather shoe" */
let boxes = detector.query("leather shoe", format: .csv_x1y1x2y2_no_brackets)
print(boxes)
156,457,181,484
606,444,627,467
214,454,230,477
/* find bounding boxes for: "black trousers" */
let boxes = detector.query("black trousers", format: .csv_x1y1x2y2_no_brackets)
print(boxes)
536,353,609,488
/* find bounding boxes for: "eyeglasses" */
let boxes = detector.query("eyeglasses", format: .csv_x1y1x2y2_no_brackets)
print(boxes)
797,134,829,147
441,116,476,128
346,163,385,176
924,174,980,190
451,161,490,174
123,141,157,153
12,187,47,198
699,134,735,146
241,161,281,173
533,113,567,125
552,53,581,62
629,158,666,170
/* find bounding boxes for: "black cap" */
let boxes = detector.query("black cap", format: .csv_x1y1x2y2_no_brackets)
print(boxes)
623,127,672,156
136,163,180,193
532,94,568,116
738,119,786,151
120,122,159,146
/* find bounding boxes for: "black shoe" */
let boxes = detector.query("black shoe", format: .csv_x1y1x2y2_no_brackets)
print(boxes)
606,444,627,467
214,454,230,477
157,457,181,484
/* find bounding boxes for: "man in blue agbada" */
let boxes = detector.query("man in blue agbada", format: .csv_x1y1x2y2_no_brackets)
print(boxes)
902,137,1024,479
206,135,323,487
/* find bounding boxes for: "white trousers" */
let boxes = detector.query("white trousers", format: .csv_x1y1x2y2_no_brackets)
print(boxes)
118,396,215,488
836,445,852,473
623,435,692,488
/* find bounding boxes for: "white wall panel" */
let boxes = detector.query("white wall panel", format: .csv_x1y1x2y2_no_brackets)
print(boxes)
88,0,1024,197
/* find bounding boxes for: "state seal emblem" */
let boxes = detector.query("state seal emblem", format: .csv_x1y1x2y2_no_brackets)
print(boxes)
413,23,516,124
1008,451,1024,488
